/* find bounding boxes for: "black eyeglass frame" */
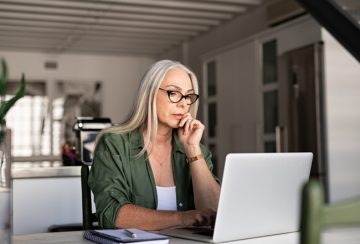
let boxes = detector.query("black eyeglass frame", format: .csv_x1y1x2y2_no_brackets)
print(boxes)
159,88,199,105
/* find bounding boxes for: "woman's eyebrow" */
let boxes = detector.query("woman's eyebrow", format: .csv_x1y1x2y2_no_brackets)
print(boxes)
164,85,194,92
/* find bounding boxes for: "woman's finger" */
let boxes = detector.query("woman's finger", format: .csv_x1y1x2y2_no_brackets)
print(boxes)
178,113,191,128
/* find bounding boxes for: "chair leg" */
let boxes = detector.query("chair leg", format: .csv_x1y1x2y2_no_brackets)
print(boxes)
81,165,92,230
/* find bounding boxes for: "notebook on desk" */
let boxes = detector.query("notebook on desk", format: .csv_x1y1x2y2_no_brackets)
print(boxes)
84,228,169,244
160,153,313,243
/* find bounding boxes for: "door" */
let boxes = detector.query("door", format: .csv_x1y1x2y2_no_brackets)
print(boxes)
278,43,327,182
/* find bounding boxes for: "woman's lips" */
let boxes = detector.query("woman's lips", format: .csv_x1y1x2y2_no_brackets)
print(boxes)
173,114,183,120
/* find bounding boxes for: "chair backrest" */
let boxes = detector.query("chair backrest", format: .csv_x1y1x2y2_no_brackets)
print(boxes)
75,117,111,229
300,179,360,244
81,164,98,230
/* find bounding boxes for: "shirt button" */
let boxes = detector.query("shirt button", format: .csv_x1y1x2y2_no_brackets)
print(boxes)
179,203,183,207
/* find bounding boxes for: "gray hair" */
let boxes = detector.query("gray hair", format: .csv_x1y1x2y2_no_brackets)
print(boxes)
97,60,199,156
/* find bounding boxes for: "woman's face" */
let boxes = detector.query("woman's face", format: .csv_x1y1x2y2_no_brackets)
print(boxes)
156,68,194,129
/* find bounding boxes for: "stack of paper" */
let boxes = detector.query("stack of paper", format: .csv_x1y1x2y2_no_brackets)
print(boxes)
84,228,169,244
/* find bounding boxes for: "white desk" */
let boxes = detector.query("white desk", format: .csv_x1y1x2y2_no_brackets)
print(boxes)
12,227,360,244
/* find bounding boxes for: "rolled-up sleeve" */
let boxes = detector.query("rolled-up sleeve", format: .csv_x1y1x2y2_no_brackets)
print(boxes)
88,133,132,228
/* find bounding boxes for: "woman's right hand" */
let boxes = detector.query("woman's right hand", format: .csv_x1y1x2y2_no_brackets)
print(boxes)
180,208,216,227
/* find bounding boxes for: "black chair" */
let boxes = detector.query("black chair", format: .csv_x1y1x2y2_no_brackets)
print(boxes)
81,164,99,230
74,117,112,230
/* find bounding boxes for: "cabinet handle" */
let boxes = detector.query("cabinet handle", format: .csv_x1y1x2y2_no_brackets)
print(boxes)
275,126,287,152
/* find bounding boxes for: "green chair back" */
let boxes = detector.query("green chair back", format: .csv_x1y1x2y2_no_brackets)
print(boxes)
300,179,360,244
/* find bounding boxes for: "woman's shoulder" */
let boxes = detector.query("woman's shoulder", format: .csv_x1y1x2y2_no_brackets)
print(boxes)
97,128,142,148
99,129,135,144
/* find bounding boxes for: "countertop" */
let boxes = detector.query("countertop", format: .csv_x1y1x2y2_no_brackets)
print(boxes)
12,166,82,179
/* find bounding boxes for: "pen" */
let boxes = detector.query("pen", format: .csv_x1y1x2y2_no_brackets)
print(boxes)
124,229,137,238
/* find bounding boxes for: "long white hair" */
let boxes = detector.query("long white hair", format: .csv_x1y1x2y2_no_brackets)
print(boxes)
97,60,199,156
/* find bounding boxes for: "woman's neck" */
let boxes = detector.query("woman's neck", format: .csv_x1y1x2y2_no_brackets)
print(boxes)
156,126,172,145
143,125,172,146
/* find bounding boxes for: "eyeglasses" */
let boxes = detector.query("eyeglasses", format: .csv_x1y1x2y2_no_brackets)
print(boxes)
159,88,199,105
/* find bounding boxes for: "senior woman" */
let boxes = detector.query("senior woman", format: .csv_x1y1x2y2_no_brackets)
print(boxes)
89,60,220,231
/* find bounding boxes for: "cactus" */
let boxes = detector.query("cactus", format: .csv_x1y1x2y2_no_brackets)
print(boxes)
0,58,26,141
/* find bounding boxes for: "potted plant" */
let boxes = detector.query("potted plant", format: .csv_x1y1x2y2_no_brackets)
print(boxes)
0,58,25,243
0,58,26,185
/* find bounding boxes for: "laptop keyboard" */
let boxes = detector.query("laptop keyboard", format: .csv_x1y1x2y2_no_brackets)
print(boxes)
192,228,214,237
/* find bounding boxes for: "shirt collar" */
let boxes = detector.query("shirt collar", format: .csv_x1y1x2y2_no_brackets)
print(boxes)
172,130,185,154
130,127,144,151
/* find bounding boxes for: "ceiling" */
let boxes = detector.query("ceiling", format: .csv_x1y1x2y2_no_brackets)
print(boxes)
0,0,263,57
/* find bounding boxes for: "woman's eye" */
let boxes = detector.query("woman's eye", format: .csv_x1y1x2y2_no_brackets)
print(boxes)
169,91,178,97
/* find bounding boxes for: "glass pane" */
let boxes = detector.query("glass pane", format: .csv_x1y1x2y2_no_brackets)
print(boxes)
208,103,217,138
6,94,50,156
263,91,278,133
263,39,277,84
207,61,216,96
209,143,218,177
264,141,276,152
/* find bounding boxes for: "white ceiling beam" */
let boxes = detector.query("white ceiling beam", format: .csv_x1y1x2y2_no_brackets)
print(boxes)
0,4,221,26
65,48,158,56
0,26,186,40
0,19,199,36
0,37,61,46
198,0,262,5
0,44,157,56
0,0,234,19
66,44,162,52
0,38,164,51
71,41,169,49
0,13,210,31
0,30,178,44
90,0,246,12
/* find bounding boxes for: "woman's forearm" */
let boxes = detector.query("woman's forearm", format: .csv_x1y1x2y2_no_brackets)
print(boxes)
115,204,182,230
115,204,215,230
184,145,220,210
190,159,221,210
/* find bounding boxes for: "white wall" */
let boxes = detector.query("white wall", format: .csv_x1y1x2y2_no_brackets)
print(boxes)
322,30,360,203
212,41,259,177
0,51,154,124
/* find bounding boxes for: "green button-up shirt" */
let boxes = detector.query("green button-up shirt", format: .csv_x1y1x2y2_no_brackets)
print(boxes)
88,128,217,229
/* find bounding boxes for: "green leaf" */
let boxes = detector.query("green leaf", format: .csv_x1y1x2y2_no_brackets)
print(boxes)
0,59,8,96
0,73,26,120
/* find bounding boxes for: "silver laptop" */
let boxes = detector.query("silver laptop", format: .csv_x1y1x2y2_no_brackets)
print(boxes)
160,153,313,243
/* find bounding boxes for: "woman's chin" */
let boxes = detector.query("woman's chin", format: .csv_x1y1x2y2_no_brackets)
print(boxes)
171,122,181,129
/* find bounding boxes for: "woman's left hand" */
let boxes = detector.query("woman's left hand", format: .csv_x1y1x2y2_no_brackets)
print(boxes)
177,113,205,147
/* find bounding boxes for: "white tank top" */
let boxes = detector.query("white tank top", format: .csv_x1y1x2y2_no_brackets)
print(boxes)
156,186,177,211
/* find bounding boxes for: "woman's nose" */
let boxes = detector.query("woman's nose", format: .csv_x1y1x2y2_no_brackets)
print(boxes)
176,97,188,107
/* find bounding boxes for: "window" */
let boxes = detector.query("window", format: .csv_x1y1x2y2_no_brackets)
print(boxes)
7,94,49,156
6,80,103,166
203,60,218,176
5,81,63,167
261,39,279,152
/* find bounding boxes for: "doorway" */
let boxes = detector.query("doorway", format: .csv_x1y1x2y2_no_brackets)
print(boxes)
278,43,327,185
